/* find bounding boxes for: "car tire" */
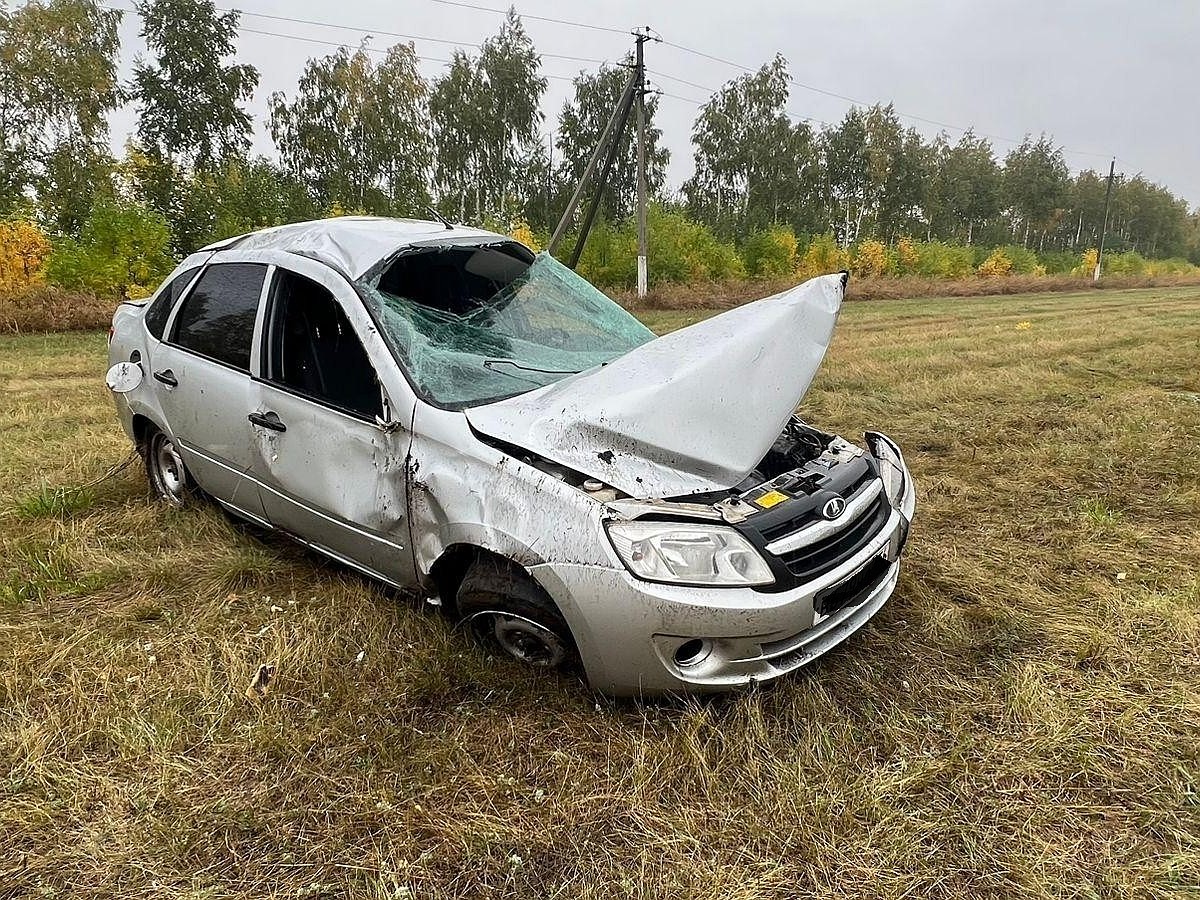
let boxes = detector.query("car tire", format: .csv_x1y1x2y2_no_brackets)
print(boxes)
142,425,191,507
457,557,579,671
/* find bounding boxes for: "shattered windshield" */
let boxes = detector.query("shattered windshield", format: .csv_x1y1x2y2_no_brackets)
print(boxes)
359,246,655,408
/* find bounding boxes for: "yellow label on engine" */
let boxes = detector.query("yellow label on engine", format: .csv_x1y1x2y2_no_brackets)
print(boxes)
755,490,789,509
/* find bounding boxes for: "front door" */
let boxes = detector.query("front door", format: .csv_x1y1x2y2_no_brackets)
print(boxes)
154,261,270,522
247,264,414,586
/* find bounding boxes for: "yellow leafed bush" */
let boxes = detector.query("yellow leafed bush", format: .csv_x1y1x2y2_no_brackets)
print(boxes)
0,219,52,291
1074,248,1099,277
895,236,919,275
797,233,849,279
851,239,889,278
977,247,1014,277
509,220,540,251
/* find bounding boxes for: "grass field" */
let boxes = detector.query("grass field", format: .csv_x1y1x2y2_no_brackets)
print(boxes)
2,286,1199,898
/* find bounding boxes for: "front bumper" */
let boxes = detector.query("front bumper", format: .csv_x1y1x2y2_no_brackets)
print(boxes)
530,497,912,697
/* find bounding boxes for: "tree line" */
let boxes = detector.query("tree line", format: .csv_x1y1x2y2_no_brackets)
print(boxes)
2,0,1198,282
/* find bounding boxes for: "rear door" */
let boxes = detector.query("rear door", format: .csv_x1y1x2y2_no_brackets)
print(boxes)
247,260,415,586
153,261,270,522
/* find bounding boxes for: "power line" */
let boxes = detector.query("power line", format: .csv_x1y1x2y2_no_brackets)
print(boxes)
220,5,608,64
659,37,1113,160
233,25,581,81
656,88,828,130
105,2,583,81
429,0,1114,161
427,0,628,36
112,0,1117,165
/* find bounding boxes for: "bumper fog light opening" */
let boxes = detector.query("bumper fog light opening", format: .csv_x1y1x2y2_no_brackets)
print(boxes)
673,638,712,668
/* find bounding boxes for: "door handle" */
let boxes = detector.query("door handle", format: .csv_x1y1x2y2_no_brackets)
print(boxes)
153,368,178,387
248,411,287,432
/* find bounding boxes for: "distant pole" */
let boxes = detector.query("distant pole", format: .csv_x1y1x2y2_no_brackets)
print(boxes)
1094,157,1116,282
635,29,649,298
548,71,638,255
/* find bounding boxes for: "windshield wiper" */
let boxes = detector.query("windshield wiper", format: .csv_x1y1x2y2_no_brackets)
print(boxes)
482,358,583,376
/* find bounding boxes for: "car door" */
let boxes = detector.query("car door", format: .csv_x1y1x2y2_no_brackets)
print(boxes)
247,260,416,586
153,260,270,522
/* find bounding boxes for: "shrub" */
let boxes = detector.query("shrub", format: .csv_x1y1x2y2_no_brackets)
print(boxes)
1144,257,1198,276
977,247,1014,277
796,233,849,279
508,220,540,251
1074,248,1099,277
0,219,52,291
1039,250,1078,275
46,197,174,299
850,239,889,278
575,219,637,288
1105,251,1147,276
741,226,798,277
578,205,743,288
913,241,974,278
999,244,1041,274
894,236,919,275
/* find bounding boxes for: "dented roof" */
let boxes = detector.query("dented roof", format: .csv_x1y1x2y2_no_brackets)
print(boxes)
201,216,497,280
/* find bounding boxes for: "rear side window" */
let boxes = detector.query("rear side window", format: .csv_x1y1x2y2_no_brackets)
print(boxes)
265,269,382,419
171,263,267,371
144,266,200,340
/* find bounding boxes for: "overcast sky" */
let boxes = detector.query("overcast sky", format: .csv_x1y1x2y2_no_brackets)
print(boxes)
104,0,1200,207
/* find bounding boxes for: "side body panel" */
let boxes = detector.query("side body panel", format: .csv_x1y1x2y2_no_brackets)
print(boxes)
250,381,413,583
246,254,419,586
151,340,265,517
108,253,214,444
148,260,271,520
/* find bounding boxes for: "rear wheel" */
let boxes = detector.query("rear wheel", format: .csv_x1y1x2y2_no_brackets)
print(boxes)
457,558,578,671
143,426,190,507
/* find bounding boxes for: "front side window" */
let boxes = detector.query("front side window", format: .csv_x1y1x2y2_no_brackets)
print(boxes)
171,263,267,371
265,269,382,420
359,245,654,408
144,266,200,340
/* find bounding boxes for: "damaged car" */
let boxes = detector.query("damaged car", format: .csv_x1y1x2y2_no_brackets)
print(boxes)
106,216,915,696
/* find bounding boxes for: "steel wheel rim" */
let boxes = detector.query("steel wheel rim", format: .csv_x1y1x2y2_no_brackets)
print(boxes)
151,433,186,505
489,615,567,668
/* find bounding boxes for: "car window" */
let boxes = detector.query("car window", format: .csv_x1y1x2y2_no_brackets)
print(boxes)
144,266,200,340
361,248,654,409
265,268,382,420
170,263,267,371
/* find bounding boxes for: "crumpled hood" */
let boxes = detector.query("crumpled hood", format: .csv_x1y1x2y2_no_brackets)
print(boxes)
465,272,846,499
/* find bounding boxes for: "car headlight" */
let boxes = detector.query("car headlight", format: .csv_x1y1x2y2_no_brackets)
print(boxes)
605,521,775,587
868,433,908,509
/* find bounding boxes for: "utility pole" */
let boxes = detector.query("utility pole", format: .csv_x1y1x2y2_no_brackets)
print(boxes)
549,27,659,272
1094,157,1116,282
547,71,637,256
635,28,649,298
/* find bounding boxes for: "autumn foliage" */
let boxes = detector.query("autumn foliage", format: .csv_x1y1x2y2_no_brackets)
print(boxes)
0,219,52,291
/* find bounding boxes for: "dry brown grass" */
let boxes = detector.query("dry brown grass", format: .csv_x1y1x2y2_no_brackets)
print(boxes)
2,286,1199,898
0,286,118,335
5,270,1200,337
616,271,1200,310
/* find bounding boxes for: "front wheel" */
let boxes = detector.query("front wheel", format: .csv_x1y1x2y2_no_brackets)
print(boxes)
457,558,579,671
143,426,190,507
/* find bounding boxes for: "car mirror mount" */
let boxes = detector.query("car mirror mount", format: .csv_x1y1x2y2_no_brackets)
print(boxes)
375,386,403,433
374,413,403,434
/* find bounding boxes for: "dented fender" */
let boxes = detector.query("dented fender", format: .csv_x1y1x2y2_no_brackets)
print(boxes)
408,405,616,589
